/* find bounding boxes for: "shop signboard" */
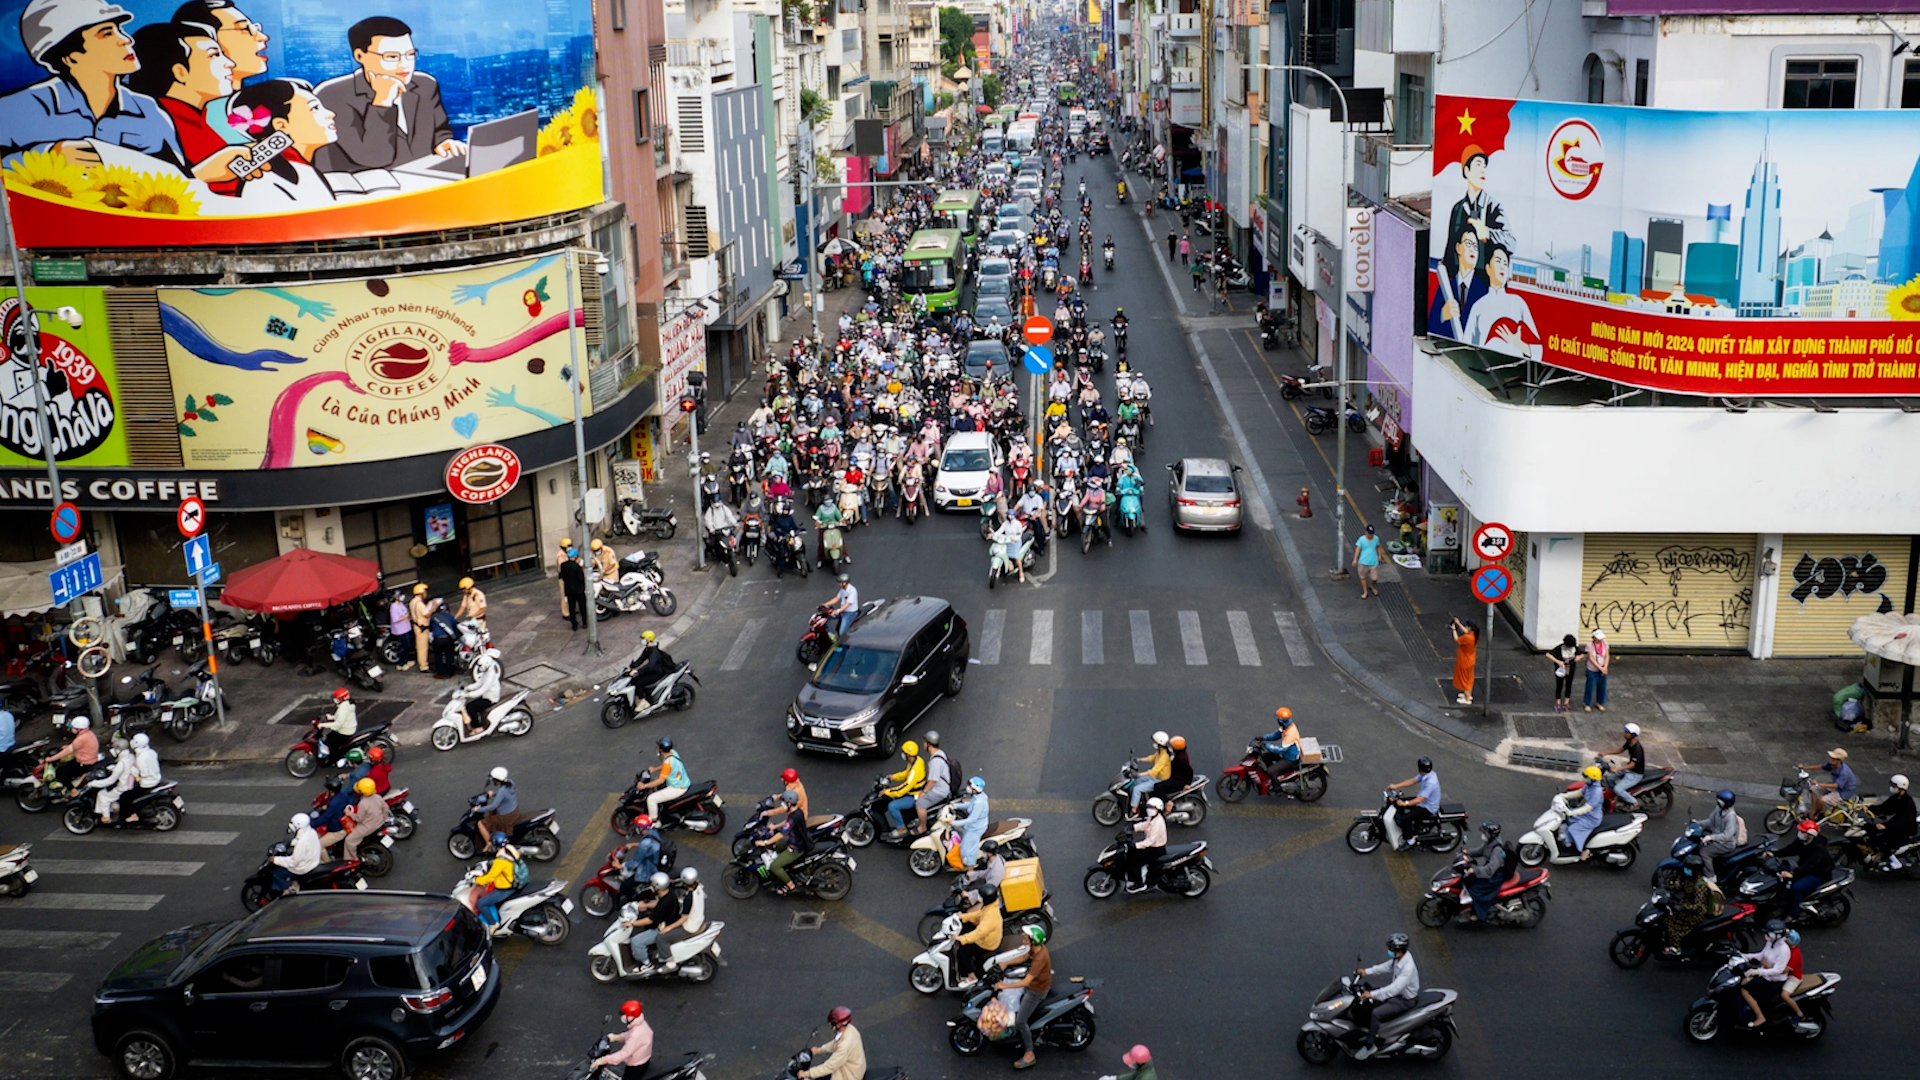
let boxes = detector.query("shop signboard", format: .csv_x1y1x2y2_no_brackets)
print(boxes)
0,288,128,467
1429,95,1920,397
658,311,706,442
445,443,520,504
0,0,601,248
630,421,656,481
158,254,588,469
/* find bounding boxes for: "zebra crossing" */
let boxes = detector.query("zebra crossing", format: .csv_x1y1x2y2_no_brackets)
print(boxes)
717,606,1319,670
0,774,291,994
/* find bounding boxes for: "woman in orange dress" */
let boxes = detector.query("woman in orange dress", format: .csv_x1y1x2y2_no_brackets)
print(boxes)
1450,617,1478,705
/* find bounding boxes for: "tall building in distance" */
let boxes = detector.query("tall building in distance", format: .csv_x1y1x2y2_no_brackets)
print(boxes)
1736,159,1782,314
1609,230,1644,295
1876,152,1920,287
1646,218,1684,293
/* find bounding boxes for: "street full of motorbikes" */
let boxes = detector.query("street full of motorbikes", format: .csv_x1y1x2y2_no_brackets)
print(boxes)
7,46,1920,1080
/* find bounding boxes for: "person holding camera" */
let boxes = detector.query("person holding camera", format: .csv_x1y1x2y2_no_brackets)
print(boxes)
1449,616,1478,706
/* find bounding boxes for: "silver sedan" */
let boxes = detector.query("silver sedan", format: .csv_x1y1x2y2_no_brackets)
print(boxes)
1167,458,1245,532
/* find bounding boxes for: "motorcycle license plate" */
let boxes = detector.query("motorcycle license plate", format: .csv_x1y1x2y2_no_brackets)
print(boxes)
354,879,369,890
171,635,183,646
470,965,487,991
955,499,974,507
366,666,384,678
380,834,395,848
845,856,857,871
216,640,228,650
562,898,576,914
810,726,830,740
161,711,174,723
249,637,261,647
403,801,416,814
22,869,37,883
52,714,64,725
173,797,185,809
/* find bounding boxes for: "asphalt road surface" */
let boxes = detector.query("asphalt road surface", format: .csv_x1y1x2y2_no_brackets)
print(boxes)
7,156,1917,1080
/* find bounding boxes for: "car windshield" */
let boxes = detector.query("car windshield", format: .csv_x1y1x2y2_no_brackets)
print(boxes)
989,232,1019,247
1186,473,1235,494
812,645,899,694
975,300,1012,322
942,448,993,472
977,278,1011,297
413,910,486,989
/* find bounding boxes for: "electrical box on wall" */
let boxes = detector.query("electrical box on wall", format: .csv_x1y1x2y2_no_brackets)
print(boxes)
279,515,305,540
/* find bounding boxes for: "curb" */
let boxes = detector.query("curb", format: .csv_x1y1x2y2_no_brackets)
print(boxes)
1183,325,1771,802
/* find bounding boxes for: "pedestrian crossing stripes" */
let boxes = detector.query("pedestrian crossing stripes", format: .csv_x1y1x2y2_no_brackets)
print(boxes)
1179,611,1207,665
0,930,122,950
1030,610,1054,665
44,829,239,846
1226,610,1261,667
721,617,767,670
1129,611,1155,665
189,802,276,817
32,859,205,876
12,893,166,911
1082,611,1103,665
183,775,307,788
0,972,73,992
1273,611,1315,667
978,609,1006,665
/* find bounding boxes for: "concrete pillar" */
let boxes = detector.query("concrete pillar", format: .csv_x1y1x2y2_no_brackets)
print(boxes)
1749,532,1784,659
1524,533,1586,648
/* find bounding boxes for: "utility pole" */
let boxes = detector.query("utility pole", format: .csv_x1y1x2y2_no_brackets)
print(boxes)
562,249,603,656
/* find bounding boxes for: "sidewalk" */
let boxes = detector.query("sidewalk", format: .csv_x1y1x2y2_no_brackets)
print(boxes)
1135,203,1903,798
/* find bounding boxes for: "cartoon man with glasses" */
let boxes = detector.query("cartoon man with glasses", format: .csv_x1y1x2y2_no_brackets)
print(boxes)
313,15,463,172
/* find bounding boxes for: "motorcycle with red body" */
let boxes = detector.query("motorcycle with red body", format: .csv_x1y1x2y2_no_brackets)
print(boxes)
1416,856,1552,929
1214,738,1330,804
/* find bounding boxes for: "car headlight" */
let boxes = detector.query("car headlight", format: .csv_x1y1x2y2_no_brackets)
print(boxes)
841,706,880,728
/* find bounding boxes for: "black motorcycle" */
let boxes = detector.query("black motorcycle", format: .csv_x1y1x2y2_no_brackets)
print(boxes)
239,842,371,910
947,980,1096,1057
840,775,956,848
613,773,726,836
62,774,184,835
1608,889,1765,969
916,876,1055,945
1728,859,1856,929
723,838,855,900
770,527,811,578
616,500,679,540
305,623,384,692
1082,832,1213,898
731,798,847,858
1305,404,1367,436
446,801,561,862
705,525,740,578
1346,793,1469,854
1684,956,1841,1043
739,513,764,567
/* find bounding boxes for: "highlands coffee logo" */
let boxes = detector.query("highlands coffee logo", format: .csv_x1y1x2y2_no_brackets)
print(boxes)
0,298,117,461
345,321,452,399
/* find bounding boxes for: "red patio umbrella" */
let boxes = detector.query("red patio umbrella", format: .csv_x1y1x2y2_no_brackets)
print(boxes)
218,548,382,614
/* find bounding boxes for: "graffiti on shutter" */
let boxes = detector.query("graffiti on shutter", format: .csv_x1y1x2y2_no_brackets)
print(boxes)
1772,536,1907,657
1580,534,1755,648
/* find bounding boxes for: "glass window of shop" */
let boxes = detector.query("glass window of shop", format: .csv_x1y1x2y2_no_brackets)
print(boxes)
343,488,540,593
115,511,280,588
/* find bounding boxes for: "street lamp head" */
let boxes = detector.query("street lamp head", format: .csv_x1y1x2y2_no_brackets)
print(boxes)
53,305,83,329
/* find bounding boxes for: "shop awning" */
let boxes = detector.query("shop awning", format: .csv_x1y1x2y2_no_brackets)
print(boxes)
219,548,382,614
0,555,126,617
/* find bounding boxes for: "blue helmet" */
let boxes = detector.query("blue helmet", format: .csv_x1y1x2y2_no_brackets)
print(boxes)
1715,790,1736,808
970,776,987,792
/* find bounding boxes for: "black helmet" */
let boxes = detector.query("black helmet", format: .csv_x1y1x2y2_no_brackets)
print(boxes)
1680,853,1706,874
657,737,674,753
1480,822,1501,840
324,777,344,793
978,884,1000,904
1417,757,1433,773
1387,933,1411,953
980,839,1000,855
1764,919,1787,938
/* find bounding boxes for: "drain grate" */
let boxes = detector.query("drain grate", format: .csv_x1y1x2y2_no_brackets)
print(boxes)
506,663,569,690
1678,745,1728,765
790,911,825,931
1509,745,1584,772
1511,714,1572,740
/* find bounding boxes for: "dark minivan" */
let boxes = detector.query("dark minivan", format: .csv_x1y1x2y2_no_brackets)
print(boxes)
92,891,499,1080
788,596,969,757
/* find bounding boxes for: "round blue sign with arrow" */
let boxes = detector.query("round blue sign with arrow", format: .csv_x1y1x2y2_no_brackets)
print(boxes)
1471,564,1513,605
1023,344,1054,375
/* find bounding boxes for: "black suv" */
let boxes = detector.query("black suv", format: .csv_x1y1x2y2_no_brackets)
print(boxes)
788,596,969,757
91,891,499,1080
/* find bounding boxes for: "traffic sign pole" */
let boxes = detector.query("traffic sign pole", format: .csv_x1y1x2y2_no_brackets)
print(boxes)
196,580,227,731
1484,603,1494,718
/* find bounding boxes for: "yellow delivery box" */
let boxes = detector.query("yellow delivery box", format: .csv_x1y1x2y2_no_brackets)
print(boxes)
1002,857,1045,911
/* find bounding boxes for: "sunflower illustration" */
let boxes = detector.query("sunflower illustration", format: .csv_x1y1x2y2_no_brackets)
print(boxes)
3,150,105,204
120,171,199,216
537,116,579,157
571,86,600,139
89,164,141,208
1888,275,1920,321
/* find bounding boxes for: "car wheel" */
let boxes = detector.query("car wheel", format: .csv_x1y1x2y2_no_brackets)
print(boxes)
946,656,966,696
341,1036,408,1080
876,724,900,758
114,1031,177,1080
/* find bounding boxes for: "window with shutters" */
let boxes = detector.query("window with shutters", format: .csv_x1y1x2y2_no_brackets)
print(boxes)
677,97,705,152
684,206,711,258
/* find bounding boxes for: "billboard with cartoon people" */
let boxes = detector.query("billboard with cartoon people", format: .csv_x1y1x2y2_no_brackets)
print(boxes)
159,253,589,469
1429,95,1920,397
0,0,599,247
0,286,126,465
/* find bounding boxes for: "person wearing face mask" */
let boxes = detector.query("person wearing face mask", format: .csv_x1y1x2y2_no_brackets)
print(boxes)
1865,774,1915,869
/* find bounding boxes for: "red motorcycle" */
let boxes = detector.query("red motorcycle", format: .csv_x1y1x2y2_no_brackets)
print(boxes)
1214,738,1331,804
282,716,396,779
1416,858,1552,929
578,842,680,918
796,598,884,665
1571,766,1676,818
308,784,418,841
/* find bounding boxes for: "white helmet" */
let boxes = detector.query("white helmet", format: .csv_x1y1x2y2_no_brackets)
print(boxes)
489,766,510,783
290,813,311,830
1152,731,1169,747
1146,797,1165,813
1623,723,1641,737
70,717,90,730
130,733,150,749
1893,774,1910,791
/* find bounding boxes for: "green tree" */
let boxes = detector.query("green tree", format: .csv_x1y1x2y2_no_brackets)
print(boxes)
938,6,975,67
981,73,1003,108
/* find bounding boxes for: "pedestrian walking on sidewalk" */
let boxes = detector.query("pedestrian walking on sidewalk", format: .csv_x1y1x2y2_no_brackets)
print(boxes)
1547,633,1580,712
1179,234,1190,265
1583,629,1611,712
1189,260,1206,293
1352,525,1382,598
559,546,589,632
1450,616,1478,706
1167,230,1177,262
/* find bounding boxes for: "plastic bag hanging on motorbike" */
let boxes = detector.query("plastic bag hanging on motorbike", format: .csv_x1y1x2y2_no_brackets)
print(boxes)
978,998,1012,1038
947,835,968,870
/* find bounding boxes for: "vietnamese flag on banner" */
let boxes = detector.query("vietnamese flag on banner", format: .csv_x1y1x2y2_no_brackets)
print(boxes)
1432,97,1513,176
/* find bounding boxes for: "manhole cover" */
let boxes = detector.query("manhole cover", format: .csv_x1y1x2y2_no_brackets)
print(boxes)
507,664,569,690
1511,714,1572,740
1678,745,1728,765
790,911,825,931
275,697,413,725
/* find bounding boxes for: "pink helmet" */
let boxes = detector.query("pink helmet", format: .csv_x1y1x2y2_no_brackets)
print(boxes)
1123,1045,1152,1066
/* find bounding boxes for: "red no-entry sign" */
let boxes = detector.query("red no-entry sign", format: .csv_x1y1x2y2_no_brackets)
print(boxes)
1023,316,1053,345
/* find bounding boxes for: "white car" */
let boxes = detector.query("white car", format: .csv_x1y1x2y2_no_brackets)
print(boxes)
933,432,1002,510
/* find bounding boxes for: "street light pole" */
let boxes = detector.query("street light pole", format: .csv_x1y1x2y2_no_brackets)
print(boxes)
562,249,602,657
1251,63,1353,580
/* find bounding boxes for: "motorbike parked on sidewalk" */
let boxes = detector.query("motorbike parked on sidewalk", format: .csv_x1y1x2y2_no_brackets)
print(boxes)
1416,858,1551,928
616,499,678,540
1296,970,1458,1064
592,566,678,619
1305,404,1367,436
1684,956,1841,1043
429,688,535,751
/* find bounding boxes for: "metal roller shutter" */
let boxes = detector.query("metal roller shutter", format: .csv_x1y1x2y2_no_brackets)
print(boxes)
1773,536,1909,657
1504,530,1530,621
1580,534,1755,650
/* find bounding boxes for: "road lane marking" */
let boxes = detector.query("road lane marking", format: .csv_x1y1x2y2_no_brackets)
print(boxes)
979,609,1005,665
1178,610,1206,665
1082,610,1104,664
1227,610,1261,666
1030,609,1054,665
177,775,306,787
44,829,238,846
188,802,276,817
0,930,121,950
12,893,165,911
489,790,625,988
33,859,204,876
0,973,72,992
1130,610,1155,664
721,617,767,670
1273,610,1316,666
1216,820,1350,884
824,903,925,962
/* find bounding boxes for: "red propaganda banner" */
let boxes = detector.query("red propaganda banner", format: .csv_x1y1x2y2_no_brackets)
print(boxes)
1429,272,1920,396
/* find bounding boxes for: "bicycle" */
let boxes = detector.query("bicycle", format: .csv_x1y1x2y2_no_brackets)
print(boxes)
1765,770,1876,835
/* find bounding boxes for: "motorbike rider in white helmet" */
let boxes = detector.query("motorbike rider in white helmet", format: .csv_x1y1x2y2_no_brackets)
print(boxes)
271,813,322,893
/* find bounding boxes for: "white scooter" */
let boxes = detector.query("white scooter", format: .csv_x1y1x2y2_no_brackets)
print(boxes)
430,688,535,751
909,911,1031,994
587,900,724,984
452,862,573,944
1516,791,1647,870
909,807,1038,878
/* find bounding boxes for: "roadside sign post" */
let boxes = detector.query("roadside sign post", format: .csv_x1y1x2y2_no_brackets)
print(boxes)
179,500,226,730
1023,317,1053,466
1470,536,1513,718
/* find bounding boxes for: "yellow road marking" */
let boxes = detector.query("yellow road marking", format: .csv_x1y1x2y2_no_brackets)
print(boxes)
827,903,930,962
1216,819,1351,884
1382,853,1450,963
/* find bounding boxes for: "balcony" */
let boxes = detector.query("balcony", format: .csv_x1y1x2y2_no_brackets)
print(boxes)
1351,133,1431,204
1168,65,1200,90
653,125,671,170
1169,12,1200,36
1302,28,1353,79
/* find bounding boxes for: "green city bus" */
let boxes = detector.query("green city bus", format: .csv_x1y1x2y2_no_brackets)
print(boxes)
900,229,966,312
932,190,984,247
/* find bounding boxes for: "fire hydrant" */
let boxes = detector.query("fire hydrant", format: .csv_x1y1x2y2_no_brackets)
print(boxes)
1297,488,1313,518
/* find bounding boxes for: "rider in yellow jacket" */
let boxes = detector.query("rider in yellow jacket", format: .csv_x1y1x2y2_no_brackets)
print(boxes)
882,741,928,838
